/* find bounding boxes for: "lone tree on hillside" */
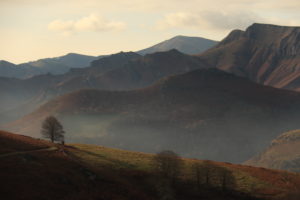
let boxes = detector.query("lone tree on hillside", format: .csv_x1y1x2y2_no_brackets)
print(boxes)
153,150,183,183
41,116,65,143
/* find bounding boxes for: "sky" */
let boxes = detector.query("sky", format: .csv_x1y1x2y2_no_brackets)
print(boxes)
1,0,300,64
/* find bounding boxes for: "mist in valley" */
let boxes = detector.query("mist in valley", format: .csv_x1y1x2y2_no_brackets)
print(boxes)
59,105,300,164
2,68,300,165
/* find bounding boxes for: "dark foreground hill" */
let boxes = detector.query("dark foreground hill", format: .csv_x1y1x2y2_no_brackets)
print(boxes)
5,68,300,163
2,130,300,200
198,23,300,91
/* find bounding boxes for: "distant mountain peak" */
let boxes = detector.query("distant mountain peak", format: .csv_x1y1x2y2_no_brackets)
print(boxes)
138,35,218,55
0,60,16,66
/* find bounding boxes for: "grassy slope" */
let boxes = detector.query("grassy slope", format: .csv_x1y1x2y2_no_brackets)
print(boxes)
0,130,52,154
0,130,156,200
69,144,300,199
1,130,300,200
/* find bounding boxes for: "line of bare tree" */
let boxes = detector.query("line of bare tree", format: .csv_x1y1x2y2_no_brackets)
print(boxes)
153,150,236,194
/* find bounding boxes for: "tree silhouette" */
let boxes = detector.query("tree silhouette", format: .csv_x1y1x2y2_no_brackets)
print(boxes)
153,150,183,183
215,166,236,191
192,160,214,189
41,116,65,143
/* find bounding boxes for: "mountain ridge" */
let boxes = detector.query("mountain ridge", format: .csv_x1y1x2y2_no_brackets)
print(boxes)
0,53,100,79
198,23,300,91
138,35,218,55
0,35,217,79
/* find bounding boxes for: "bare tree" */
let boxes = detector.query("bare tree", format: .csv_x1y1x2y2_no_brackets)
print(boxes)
215,166,236,191
41,116,65,143
192,160,213,189
153,150,183,183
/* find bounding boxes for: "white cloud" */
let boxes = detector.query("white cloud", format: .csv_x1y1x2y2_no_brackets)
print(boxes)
201,11,263,30
48,14,126,35
156,12,205,30
156,11,263,31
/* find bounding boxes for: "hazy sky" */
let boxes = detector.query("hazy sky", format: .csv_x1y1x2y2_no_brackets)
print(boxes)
1,0,300,63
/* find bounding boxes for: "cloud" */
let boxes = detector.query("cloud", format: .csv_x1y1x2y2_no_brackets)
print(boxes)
201,11,263,30
48,14,126,35
156,12,204,30
156,11,263,31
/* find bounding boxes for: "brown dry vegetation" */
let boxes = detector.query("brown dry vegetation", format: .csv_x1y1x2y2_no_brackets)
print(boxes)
0,130,52,154
1,130,300,200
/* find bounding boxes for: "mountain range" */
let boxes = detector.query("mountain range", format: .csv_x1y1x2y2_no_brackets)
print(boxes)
0,50,209,124
0,36,217,79
2,23,300,167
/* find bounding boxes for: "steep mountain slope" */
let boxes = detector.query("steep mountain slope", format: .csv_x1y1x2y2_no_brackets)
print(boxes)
138,35,217,55
198,23,300,91
5,69,300,163
2,130,300,200
0,53,99,79
245,130,300,172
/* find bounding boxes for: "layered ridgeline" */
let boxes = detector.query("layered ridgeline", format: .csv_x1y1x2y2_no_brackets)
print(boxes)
199,23,300,91
0,50,208,124
245,130,300,172
138,35,217,55
0,53,100,79
3,130,300,200
0,35,216,79
5,69,300,163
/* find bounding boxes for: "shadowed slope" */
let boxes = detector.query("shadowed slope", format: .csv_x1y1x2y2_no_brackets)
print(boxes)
199,23,300,91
